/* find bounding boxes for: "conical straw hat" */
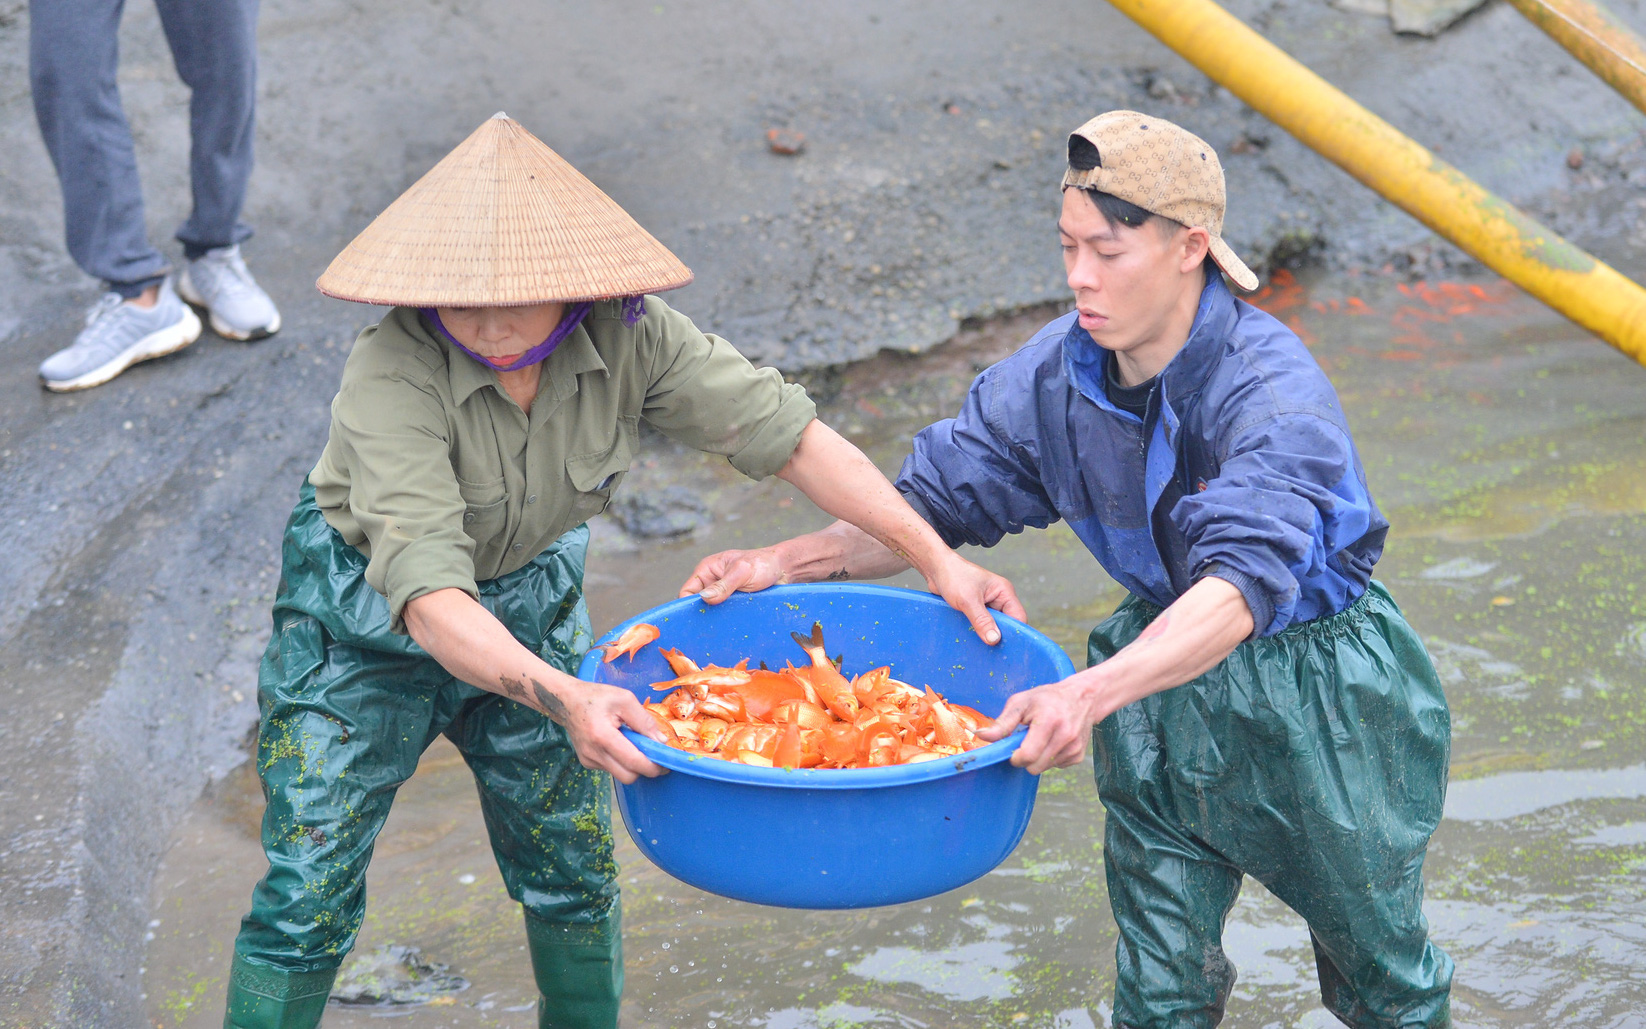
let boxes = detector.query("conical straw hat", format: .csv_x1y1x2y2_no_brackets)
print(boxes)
317,113,694,306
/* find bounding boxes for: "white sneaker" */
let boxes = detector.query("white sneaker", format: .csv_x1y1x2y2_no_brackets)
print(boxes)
38,279,202,392
177,244,281,341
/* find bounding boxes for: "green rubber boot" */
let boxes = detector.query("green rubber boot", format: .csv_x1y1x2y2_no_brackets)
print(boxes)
222,956,336,1029
526,907,624,1029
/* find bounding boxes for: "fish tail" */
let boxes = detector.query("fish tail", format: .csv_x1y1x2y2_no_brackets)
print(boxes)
791,622,826,655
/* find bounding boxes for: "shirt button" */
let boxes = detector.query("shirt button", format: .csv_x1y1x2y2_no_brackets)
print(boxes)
512,542,524,552
527,494,537,504
463,512,475,523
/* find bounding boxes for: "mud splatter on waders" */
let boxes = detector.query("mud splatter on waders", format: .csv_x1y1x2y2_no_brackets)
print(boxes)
226,487,621,1028
222,114,815,1028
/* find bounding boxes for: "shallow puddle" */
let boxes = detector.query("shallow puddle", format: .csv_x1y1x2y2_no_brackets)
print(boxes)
144,271,1646,1027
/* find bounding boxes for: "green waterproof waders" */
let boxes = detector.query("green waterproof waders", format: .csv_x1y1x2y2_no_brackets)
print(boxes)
1091,583,1454,1029
526,907,625,1029
223,483,622,1029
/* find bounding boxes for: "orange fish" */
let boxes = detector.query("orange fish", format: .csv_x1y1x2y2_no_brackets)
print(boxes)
641,624,989,769
818,722,862,768
600,622,660,662
662,688,697,720
650,660,752,695
770,698,832,731
852,666,893,706
696,690,747,723
642,705,676,741
721,723,780,759
737,669,811,722
697,717,731,752
659,647,700,676
950,703,992,733
925,688,969,749
790,623,859,722
862,729,900,767
772,722,808,769
898,742,941,764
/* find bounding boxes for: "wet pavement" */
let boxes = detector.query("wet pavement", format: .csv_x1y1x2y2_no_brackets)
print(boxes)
139,271,1646,1027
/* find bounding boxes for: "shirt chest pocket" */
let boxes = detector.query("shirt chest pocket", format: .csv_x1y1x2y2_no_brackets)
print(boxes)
564,416,637,525
456,473,511,567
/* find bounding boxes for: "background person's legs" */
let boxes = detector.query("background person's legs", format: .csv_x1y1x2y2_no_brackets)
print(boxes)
152,0,258,257
152,0,281,341
28,0,169,294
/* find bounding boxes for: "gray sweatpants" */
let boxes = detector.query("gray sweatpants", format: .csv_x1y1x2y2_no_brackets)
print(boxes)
29,0,259,294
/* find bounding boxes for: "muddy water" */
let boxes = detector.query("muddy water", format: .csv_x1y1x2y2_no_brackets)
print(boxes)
142,273,1646,1028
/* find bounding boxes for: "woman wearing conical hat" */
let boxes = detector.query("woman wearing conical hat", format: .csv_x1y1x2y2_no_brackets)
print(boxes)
219,114,1017,1029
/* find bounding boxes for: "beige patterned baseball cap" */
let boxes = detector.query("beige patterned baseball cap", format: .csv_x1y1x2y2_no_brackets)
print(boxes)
1060,110,1258,292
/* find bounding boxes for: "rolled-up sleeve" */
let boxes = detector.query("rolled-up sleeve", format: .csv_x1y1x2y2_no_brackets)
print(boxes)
638,299,816,479
1173,413,1375,637
894,367,1059,549
329,371,479,633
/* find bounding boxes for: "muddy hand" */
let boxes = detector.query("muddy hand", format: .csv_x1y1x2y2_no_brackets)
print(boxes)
560,684,669,783
924,553,1025,646
680,547,785,605
977,679,1096,775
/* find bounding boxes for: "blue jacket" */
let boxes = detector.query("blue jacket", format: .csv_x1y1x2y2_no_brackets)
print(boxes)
895,274,1385,637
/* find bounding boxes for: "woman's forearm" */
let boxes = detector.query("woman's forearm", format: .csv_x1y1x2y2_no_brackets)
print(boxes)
685,420,1026,644
776,420,953,581
403,587,579,719
404,588,664,782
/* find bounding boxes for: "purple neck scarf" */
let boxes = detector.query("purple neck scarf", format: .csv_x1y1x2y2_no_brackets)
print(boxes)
423,302,595,373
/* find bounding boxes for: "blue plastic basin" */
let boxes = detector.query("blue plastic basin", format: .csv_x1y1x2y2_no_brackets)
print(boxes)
577,583,1076,909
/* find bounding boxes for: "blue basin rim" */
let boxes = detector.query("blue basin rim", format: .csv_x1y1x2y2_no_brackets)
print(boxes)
613,726,1028,788
577,583,1077,789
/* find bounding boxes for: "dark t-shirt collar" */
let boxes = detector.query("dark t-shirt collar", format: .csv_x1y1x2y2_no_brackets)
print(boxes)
1104,355,1157,420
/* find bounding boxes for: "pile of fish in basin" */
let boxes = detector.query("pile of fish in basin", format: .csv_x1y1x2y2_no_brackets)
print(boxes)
577,584,1075,909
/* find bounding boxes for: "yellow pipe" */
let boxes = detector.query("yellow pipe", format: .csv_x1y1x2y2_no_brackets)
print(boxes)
1105,0,1646,368
1505,0,1646,117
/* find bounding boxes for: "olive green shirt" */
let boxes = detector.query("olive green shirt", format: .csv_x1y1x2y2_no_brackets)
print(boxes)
310,296,816,632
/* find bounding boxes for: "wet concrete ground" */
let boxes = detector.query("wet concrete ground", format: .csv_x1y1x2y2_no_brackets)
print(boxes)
139,271,1646,1027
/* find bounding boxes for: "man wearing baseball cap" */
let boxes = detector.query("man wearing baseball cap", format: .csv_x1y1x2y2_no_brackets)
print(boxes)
683,110,1454,1027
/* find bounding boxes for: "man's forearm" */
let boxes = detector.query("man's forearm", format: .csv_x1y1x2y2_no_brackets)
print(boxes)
771,519,914,583
1071,575,1254,721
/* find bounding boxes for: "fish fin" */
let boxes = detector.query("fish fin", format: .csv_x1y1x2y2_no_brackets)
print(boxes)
791,622,826,654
